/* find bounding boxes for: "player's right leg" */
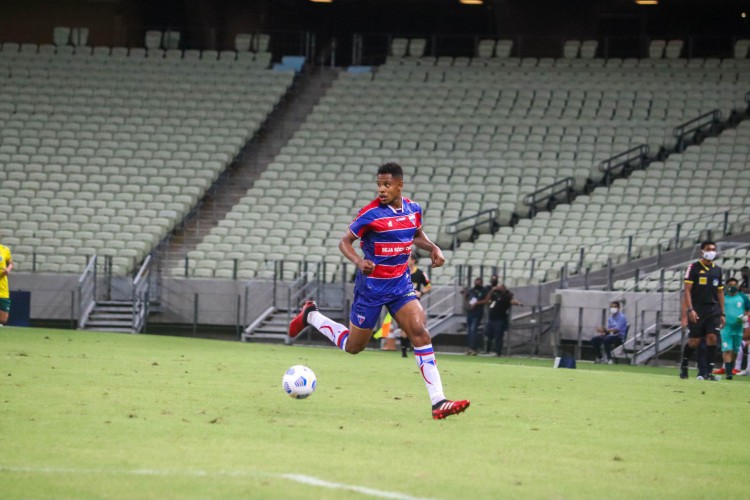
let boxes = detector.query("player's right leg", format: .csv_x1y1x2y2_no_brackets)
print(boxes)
394,299,470,420
680,335,701,379
289,296,378,353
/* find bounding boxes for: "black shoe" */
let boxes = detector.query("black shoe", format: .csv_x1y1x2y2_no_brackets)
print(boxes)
704,373,718,381
726,374,733,380
679,365,688,379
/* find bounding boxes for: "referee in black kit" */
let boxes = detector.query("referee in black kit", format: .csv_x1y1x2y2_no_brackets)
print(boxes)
680,241,725,380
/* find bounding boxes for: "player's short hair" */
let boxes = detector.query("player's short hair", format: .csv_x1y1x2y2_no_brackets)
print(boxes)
409,253,419,263
610,300,621,308
378,162,403,179
727,277,738,285
700,240,716,250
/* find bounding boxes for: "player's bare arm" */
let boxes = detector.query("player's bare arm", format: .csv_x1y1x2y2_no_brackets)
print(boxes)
339,230,375,275
1,259,12,277
413,228,444,268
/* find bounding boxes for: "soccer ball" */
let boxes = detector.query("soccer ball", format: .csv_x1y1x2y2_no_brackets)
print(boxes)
282,365,317,399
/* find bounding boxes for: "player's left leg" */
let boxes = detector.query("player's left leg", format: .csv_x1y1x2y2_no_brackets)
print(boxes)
393,298,469,420
0,298,9,325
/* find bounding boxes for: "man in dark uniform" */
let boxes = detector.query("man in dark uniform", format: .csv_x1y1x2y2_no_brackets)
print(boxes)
681,240,725,380
402,253,432,357
462,277,490,355
485,276,522,356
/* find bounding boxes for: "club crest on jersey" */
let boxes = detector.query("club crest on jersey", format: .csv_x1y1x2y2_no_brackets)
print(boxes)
357,314,366,325
408,214,416,225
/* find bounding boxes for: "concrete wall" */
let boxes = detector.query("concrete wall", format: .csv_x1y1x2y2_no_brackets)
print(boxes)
554,288,681,342
13,272,465,329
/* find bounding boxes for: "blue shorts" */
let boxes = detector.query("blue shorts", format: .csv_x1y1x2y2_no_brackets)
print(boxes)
349,289,418,330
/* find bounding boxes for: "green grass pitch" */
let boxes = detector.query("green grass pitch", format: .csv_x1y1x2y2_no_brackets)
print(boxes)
1,326,748,499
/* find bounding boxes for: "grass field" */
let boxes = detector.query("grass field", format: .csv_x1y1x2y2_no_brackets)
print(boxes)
1,326,748,500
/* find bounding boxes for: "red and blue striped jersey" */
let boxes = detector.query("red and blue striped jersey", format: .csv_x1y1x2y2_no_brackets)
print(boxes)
349,197,422,296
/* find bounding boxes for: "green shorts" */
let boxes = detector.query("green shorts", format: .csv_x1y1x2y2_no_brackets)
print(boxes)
0,298,9,313
721,331,743,354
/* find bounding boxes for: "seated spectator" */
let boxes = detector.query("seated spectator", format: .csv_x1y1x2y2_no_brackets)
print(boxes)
591,301,628,364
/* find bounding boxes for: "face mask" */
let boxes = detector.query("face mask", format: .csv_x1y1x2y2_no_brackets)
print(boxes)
702,251,716,261
610,307,619,315
728,286,738,295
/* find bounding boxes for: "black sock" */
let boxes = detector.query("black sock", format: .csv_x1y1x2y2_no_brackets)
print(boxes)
706,344,717,369
742,345,749,370
682,345,695,366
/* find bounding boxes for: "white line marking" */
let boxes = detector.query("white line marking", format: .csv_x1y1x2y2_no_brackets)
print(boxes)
0,466,435,500
280,473,434,500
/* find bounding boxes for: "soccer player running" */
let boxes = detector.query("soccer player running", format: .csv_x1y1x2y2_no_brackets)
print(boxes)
0,242,13,326
680,240,725,380
288,163,470,420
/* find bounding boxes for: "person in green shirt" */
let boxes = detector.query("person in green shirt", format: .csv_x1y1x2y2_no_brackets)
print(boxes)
717,277,750,380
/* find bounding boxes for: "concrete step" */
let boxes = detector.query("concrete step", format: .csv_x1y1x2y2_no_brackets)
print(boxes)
84,327,134,333
86,319,133,328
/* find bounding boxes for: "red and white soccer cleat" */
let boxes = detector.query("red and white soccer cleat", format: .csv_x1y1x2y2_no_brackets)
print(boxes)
288,300,318,338
712,367,726,375
432,399,470,420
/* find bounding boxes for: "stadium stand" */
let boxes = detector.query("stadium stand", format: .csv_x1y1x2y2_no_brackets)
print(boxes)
0,40,293,275
183,50,749,285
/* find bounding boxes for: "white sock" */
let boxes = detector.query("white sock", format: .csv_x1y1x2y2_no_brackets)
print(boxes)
414,344,445,406
308,311,349,351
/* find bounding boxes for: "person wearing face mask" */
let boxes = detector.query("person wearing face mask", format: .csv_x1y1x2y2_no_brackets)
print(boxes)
484,276,523,356
680,240,725,380
462,277,490,355
711,278,750,379
590,301,629,364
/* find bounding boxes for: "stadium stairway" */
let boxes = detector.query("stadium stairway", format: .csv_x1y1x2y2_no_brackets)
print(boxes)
159,66,340,274
81,300,135,333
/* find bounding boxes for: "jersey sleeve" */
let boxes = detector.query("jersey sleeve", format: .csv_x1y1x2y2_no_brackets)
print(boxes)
349,209,373,239
683,263,696,284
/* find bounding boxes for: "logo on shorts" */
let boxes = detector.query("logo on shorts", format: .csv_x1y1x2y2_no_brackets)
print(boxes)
357,314,366,325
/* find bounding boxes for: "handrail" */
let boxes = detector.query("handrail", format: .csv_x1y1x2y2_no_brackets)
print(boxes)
522,177,574,211
77,255,97,329
598,144,649,185
673,109,721,138
673,109,721,152
133,254,152,287
132,255,153,333
444,208,497,248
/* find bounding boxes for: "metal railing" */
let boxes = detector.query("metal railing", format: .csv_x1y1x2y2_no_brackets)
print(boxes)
444,208,497,249
77,255,97,329
131,254,152,333
673,109,722,152
599,144,650,187
522,177,575,216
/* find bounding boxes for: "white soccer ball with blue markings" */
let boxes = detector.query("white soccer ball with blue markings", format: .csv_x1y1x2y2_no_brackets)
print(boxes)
282,365,317,399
